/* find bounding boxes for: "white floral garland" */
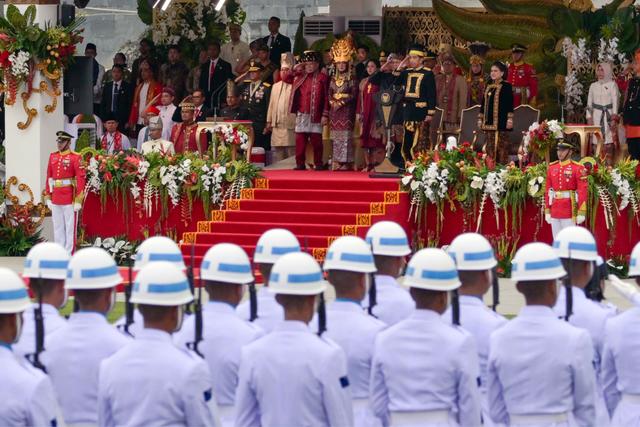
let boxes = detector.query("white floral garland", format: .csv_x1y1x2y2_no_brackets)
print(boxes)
611,168,635,211
155,0,209,44
598,37,627,65
85,157,102,194
208,123,250,151
200,164,226,206
562,37,590,112
159,158,192,207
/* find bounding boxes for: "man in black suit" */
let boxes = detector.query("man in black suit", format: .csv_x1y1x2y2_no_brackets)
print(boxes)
355,45,370,81
199,41,233,114
262,16,291,67
171,89,212,123
100,64,132,132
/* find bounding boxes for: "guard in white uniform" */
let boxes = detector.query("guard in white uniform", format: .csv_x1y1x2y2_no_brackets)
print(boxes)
487,242,596,427
552,226,613,425
235,252,353,427
601,242,640,424
44,247,130,426
323,236,385,426
370,248,482,427
236,228,300,332
0,268,59,426
175,243,262,426
115,235,187,337
444,233,507,426
363,221,414,325
14,242,69,358
98,262,219,426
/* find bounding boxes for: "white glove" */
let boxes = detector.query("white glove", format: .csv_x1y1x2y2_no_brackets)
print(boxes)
46,200,53,210
385,140,394,158
609,275,640,306
545,213,551,224
73,203,81,212
576,215,586,224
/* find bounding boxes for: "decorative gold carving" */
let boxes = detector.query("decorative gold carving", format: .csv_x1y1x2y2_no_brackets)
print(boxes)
327,236,338,246
382,7,470,53
17,91,38,130
241,188,255,200
182,232,196,244
211,210,226,222
4,176,47,225
197,221,211,232
342,225,357,236
254,178,269,189
356,214,371,226
384,191,400,204
226,199,241,210
370,202,385,215
312,248,327,262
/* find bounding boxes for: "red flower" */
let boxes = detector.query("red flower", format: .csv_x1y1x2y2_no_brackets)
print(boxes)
0,51,9,68
104,171,113,182
635,164,640,179
459,147,466,154
190,172,198,184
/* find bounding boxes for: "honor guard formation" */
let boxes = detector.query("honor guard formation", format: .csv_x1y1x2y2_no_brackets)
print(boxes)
1,220,640,427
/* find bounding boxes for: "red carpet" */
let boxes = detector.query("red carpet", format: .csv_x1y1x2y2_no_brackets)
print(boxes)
180,170,409,282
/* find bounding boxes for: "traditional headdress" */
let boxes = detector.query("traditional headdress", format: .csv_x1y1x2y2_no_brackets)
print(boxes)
179,96,195,112
330,37,356,63
226,80,241,97
280,52,294,69
469,41,491,65
148,116,163,130
379,50,387,64
301,50,321,64
145,105,160,116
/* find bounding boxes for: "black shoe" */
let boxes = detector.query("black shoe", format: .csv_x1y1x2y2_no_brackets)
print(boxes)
293,165,306,170
315,164,329,171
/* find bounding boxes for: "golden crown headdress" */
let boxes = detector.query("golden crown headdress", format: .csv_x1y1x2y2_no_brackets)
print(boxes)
330,37,356,63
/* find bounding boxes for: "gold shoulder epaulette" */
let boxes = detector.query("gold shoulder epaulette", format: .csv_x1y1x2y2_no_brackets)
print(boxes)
549,160,559,165
263,82,271,87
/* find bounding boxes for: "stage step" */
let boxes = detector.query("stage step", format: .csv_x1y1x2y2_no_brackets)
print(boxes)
213,210,380,225
264,177,400,192
193,233,332,248
225,199,378,214
248,189,400,203
207,221,369,237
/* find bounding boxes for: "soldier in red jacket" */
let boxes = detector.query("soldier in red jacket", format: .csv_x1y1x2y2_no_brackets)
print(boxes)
544,140,588,237
507,44,537,107
288,50,329,170
44,131,86,253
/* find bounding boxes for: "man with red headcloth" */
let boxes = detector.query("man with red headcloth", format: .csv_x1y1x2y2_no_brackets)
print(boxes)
288,50,329,170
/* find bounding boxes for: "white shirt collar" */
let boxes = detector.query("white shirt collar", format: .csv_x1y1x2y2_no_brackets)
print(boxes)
205,301,237,314
69,311,109,324
330,299,365,313
137,328,173,343
518,305,556,318
274,320,311,333
459,295,485,306
410,308,444,322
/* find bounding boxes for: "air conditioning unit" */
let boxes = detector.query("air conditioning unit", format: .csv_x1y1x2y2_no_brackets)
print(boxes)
346,16,382,45
303,15,345,45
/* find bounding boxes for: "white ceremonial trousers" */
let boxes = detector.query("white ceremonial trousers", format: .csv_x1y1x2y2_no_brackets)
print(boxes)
235,320,354,427
98,328,219,427
487,305,596,427
52,203,76,253
369,309,482,427
43,311,131,426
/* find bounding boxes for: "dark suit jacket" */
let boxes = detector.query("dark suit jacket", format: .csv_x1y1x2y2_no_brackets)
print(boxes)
99,80,133,129
262,33,291,65
199,58,233,112
171,104,212,123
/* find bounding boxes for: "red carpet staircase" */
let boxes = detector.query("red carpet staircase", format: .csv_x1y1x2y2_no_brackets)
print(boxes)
181,170,409,282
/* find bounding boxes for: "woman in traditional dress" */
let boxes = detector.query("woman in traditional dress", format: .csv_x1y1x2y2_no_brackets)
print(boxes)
622,50,640,161
467,55,486,107
357,59,384,171
328,38,358,171
587,62,619,162
478,61,514,164
266,53,296,162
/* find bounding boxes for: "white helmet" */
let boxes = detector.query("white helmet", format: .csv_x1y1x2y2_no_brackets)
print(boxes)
201,243,254,284
447,233,497,271
23,242,70,280
629,242,640,277
134,236,185,272
0,268,31,313
66,248,122,290
366,221,411,257
131,261,193,306
553,226,599,262
269,252,326,295
324,236,376,273
403,248,460,291
511,242,567,282
254,228,301,264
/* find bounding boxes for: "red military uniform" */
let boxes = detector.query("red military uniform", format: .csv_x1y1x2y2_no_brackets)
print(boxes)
544,160,587,220
44,150,86,206
507,61,537,107
170,122,207,154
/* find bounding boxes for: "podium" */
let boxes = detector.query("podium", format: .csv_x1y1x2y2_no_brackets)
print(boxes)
196,119,254,161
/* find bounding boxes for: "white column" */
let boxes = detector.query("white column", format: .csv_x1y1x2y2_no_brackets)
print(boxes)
4,1,63,206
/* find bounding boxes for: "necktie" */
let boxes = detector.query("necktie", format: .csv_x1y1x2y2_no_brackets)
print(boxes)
209,61,215,92
269,35,274,47
112,83,119,113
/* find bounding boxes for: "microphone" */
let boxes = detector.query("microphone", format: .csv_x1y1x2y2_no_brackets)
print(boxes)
211,79,229,119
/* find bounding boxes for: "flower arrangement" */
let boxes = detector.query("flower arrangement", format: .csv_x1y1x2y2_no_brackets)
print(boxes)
0,5,83,127
523,120,565,159
208,123,250,151
88,236,136,266
81,149,260,219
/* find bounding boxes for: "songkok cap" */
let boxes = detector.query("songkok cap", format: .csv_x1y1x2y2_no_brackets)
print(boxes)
56,131,73,140
103,111,118,122
511,43,527,53
301,50,322,64
162,87,175,96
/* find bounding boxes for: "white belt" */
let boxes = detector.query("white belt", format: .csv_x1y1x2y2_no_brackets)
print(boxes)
622,394,640,404
510,412,568,424
390,410,450,424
